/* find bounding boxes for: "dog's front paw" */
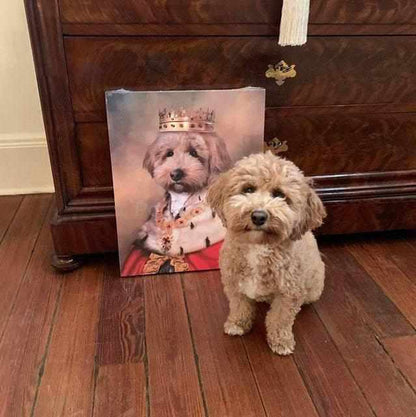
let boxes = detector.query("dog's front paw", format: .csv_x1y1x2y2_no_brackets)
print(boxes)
224,320,250,336
267,332,295,355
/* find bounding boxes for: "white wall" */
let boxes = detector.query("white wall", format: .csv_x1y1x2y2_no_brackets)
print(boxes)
0,1,54,194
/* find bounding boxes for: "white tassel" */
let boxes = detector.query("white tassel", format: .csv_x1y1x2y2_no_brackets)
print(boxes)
278,0,310,46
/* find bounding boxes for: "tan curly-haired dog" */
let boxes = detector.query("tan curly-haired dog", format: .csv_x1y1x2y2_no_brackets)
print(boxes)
207,152,326,355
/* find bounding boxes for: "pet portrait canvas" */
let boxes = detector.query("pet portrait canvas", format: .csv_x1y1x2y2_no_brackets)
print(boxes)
106,88,265,277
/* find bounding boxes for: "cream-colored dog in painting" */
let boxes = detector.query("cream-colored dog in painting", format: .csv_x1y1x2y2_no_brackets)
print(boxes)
207,152,326,355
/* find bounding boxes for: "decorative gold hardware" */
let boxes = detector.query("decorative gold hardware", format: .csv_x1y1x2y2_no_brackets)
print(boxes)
265,61,296,86
264,138,289,154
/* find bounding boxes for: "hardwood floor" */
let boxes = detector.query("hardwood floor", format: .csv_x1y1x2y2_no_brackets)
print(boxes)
0,194,415,417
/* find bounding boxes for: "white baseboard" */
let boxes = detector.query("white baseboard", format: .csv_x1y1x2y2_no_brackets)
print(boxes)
0,134,55,195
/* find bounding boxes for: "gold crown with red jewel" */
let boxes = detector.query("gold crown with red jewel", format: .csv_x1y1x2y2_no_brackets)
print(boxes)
159,108,215,132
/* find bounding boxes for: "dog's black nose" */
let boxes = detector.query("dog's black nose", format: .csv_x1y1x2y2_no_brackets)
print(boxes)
251,210,268,226
170,169,184,182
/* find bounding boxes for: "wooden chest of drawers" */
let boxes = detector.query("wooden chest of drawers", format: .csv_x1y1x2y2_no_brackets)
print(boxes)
25,0,416,267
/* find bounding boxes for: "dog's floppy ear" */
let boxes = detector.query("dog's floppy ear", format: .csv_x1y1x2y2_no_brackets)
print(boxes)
205,134,232,181
142,143,157,176
291,180,326,240
206,171,229,226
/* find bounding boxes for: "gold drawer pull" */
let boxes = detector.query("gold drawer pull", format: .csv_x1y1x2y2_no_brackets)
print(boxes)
265,138,289,154
265,61,296,86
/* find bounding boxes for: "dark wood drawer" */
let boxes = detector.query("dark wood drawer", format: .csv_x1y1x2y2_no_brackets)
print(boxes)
59,0,416,25
265,110,416,176
75,110,416,190
65,36,416,122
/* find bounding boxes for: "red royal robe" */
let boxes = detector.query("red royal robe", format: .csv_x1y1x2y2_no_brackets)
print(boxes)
122,240,222,277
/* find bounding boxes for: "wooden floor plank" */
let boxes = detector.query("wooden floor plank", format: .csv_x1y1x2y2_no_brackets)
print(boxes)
0,195,51,338
323,241,414,338
0,195,22,243
373,233,416,282
382,335,416,390
32,261,105,417
145,275,204,417
93,363,146,417
293,306,374,417
183,271,266,417
347,240,416,328
315,243,416,417
405,231,416,252
97,259,145,366
242,304,319,417
391,240,416,283
0,204,62,417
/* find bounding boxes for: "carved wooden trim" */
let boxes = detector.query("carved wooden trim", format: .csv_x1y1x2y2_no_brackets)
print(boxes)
268,104,416,116
65,186,114,214
61,23,416,37
315,170,416,201
58,170,416,215
24,0,82,212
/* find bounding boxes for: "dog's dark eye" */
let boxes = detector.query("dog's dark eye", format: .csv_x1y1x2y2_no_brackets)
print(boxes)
166,150,174,157
189,149,198,158
243,186,256,194
272,189,285,199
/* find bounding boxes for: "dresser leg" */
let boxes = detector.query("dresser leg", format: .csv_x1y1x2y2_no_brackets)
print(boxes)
51,254,82,272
